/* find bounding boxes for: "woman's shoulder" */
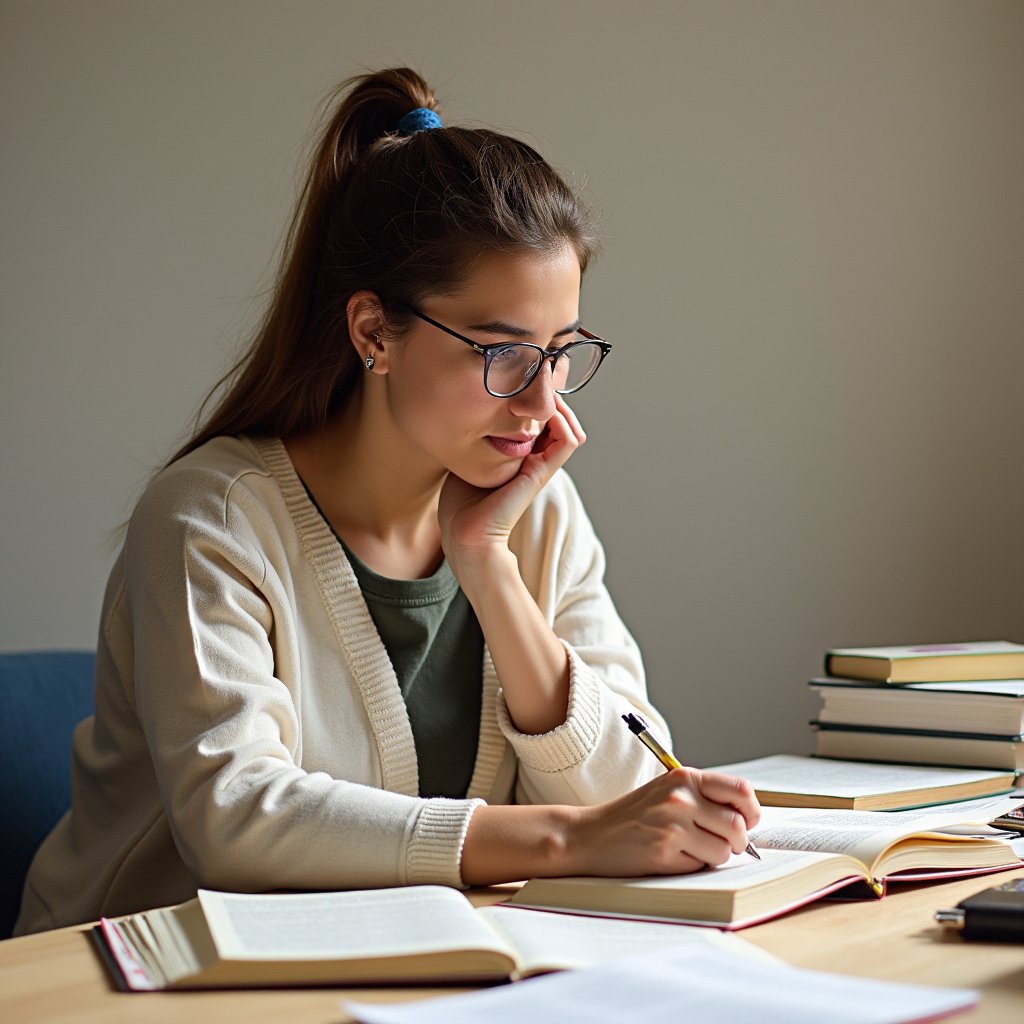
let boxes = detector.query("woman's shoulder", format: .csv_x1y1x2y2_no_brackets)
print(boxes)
130,435,280,536
160,434,271,480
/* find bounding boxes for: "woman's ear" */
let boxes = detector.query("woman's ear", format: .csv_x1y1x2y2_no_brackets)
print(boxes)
347,291,389,374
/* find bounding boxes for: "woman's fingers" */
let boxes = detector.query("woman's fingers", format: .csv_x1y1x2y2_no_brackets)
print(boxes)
567,768,759,877
697,771,761,830
660,770,754,861
523,396,584,479
554,393,587,445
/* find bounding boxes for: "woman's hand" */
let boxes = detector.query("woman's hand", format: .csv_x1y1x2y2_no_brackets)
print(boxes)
460,769,761,886
438,393,585,581
435,393,584,735
565,769,761,876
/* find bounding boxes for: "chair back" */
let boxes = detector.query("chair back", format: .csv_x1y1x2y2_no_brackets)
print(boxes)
0,650,95,938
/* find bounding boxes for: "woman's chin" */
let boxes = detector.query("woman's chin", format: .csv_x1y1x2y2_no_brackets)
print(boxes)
458,459,525,491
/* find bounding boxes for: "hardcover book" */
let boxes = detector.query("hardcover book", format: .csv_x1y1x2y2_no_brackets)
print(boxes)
824,641,1024,684
810,677,1024,735
813,723,1024,772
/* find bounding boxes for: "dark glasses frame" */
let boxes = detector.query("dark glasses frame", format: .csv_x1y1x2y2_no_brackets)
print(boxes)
399,303,612,398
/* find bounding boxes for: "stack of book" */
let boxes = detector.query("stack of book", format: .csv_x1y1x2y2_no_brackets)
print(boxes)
809,641,1024,771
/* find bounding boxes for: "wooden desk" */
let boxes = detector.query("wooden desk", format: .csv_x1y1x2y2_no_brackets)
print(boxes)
3,869,1023,1022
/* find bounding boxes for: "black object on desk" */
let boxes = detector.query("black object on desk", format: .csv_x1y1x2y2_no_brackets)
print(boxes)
935,879,1024,942
988,805,1024,834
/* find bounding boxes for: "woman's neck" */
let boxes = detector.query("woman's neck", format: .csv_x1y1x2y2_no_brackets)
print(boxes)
284,396,446,579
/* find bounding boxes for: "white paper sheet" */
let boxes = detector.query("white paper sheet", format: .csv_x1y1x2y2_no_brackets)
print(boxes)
342,945,978,1024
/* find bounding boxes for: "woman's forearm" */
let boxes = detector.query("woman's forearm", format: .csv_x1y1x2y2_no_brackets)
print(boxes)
456,548,571,734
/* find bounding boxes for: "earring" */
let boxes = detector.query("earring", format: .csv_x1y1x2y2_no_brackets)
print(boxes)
365,354,375,370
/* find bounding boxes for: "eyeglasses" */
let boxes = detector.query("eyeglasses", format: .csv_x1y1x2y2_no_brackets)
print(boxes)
401,304,612,399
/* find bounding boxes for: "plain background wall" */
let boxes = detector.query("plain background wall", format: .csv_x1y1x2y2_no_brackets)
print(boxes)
2,0,1022,766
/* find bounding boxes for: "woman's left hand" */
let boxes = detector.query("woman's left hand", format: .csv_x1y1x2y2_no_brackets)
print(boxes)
439,393,585,577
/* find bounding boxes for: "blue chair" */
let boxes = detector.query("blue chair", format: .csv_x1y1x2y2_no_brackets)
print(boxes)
0,651,95,938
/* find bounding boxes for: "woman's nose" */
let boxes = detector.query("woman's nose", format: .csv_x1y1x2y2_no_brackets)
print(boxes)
508,360,557,421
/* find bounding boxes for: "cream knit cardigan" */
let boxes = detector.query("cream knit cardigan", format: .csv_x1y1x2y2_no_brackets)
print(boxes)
16,436,667,934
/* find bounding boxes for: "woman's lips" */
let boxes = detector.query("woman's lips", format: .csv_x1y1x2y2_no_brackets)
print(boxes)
486,435,538,458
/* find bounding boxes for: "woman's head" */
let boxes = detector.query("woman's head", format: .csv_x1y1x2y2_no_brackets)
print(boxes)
173,67,597,460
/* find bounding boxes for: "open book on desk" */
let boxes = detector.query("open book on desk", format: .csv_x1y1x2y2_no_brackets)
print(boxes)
94,884,766,991
508,798,1023,930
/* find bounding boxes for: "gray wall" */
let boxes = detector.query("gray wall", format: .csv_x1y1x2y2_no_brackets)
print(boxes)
3,1,1022,766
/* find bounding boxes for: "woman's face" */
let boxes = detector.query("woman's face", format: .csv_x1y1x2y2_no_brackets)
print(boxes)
381,245,583,489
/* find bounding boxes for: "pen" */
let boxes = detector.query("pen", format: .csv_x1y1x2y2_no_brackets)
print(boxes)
622,712,761,860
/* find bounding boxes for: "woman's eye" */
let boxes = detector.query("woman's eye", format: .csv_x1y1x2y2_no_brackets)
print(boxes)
489,346,522,365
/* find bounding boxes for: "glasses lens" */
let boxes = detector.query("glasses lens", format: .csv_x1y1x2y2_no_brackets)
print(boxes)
485,346,543,397
484,338,607,397
555,340,606,394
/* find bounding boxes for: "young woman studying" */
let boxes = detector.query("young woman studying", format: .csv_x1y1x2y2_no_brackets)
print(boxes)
15,68,759,935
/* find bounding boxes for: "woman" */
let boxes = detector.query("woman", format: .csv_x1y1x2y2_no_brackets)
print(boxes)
16,68,758,935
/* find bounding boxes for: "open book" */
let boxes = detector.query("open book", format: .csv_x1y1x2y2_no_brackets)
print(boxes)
94,884,763,991
508,797,1023,929
709,753,1017,810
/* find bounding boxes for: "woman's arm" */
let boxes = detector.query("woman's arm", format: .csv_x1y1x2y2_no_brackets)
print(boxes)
452,547,571,734
440,396,760,873
460,769,760,885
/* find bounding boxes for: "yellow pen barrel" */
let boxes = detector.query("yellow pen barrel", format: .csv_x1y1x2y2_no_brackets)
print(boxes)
639,731,683,771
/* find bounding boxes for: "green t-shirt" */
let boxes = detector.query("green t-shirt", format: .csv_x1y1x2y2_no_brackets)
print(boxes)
341,542,483,799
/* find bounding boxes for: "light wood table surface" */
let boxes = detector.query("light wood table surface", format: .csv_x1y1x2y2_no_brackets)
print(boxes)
3,868,1022,1022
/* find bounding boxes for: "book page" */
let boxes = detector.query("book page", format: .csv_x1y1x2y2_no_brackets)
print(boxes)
710,753,1009,797
198,886,512,962
596,848,858,893
755,799,1024,834
477,904,773,976
750,804,1019,869
749,817,887,865
343,944,979,1024
758,795,1023,835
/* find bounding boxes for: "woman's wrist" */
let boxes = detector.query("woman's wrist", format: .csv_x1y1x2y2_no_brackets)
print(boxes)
459,803,581,886
447,544,519,605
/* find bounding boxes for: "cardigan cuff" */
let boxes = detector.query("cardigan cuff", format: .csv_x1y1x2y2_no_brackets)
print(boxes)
495,641,603,773
406,797,486,889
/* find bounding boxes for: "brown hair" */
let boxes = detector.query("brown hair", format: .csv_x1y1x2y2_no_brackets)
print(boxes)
169,67,597,463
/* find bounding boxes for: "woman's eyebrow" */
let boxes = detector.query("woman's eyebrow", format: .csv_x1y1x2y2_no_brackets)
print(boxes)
464,318,583,339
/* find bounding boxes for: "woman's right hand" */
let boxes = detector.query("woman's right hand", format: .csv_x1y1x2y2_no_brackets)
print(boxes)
563,768,761,876
460,769,761,886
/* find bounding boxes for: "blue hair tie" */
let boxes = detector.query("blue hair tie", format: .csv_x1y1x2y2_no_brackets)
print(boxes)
397,107,443,134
